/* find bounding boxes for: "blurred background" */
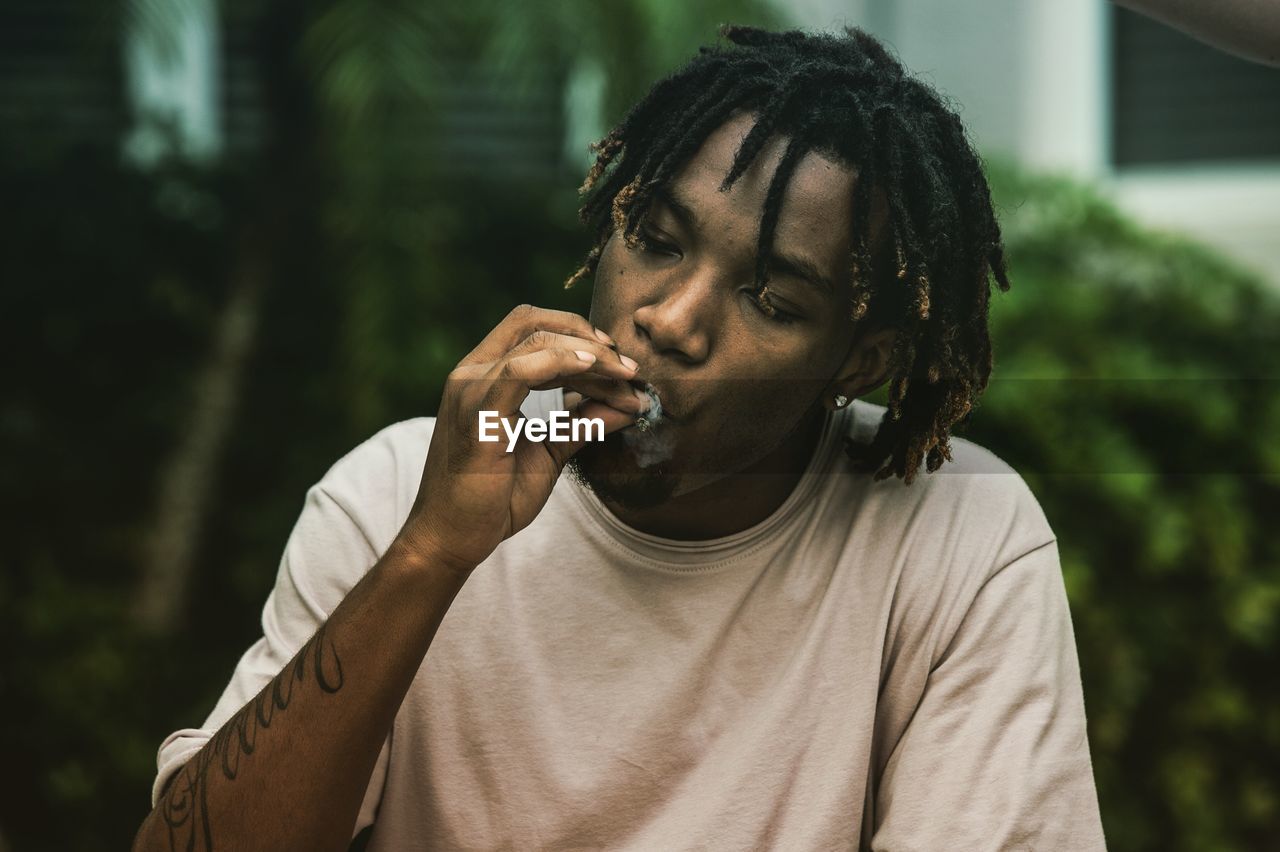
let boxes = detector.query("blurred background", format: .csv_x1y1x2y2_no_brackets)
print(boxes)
2,0,1278,849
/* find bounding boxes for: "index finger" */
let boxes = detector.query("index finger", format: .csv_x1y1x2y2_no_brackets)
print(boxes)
461,304,613,366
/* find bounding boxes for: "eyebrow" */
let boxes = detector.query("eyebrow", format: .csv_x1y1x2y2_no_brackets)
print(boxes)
650,186,836,298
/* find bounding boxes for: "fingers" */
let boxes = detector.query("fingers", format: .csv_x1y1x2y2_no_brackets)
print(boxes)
477,326,642,416
570,395,641,437
462,304,616,367
533,373,649,416
480,347,610,415
510,329,636,378
544,398,636,468
448,304,649,449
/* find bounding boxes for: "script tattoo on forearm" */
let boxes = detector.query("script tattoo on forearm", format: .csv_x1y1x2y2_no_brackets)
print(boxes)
156,623,345,852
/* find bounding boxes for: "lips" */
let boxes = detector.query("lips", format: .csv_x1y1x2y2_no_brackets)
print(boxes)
628,378,681,422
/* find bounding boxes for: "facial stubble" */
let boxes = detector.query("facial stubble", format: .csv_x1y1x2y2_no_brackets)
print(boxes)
565,429,680,510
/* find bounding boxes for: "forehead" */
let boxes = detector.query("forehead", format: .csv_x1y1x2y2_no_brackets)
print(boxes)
662,112,859,275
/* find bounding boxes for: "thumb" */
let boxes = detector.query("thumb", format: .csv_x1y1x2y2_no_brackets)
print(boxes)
544,398,636,468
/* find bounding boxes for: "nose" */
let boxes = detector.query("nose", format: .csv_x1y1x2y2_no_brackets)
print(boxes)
632,270,715,365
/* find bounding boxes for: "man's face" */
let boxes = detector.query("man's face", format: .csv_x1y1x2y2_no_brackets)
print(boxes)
570,112,871,509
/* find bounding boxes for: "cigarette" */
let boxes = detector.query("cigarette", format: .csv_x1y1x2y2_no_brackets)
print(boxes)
633,383,664,432
621,382,676,467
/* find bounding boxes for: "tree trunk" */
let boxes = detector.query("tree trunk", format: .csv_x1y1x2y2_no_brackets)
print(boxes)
133,252,264,634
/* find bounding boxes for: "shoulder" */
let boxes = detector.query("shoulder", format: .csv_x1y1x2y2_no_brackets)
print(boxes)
843,398,1028,480
843,399,1050,521
311,417,437,555
840,400,1056,574
837,402,1062,666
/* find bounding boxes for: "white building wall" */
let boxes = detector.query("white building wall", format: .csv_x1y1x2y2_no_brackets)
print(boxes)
123,0,222,166
775,0,1280,287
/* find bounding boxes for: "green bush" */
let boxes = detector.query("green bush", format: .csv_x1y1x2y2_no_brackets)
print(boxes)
6,159,1278,852
4,11,1277,839
954,166,1280,850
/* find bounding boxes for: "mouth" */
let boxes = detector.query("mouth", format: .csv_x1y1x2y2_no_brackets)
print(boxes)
618,380,681,468
627,378,681,425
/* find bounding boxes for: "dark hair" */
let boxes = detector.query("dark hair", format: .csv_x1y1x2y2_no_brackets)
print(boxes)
566,25,1011,485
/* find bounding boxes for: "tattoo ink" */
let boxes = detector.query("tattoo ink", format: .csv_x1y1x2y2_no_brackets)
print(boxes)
157,623,344,851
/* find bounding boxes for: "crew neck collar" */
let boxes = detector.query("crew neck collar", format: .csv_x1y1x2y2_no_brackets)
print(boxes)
564,398,851,573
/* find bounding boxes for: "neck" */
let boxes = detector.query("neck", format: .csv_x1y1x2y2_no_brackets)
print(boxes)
602,405,828,540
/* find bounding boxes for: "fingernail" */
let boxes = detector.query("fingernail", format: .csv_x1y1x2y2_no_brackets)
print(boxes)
619,354,639,371
634,387,651,411
575,350,597,363
593,328,615,346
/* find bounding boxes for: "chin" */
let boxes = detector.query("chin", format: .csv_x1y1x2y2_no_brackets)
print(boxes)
566,430,681,510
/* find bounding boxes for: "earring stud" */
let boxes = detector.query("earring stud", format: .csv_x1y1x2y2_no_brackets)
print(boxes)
833,394,849,408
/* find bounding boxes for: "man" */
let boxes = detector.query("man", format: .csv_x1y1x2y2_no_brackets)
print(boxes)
134,26,1106,851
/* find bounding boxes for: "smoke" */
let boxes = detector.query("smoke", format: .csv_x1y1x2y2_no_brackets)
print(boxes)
621,383,676,468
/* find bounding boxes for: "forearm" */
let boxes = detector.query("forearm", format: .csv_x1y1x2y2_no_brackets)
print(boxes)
133,536,472,852
1115,0,1280,66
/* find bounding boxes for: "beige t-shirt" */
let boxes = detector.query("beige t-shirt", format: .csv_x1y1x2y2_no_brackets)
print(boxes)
152,391,1106,850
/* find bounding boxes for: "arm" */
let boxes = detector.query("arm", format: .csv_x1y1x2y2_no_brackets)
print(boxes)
133,305,645,852
133,535,470,852
1115,0,1280,67
869,541,1107,851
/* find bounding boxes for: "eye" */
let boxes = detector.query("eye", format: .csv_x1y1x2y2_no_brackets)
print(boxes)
637,228,681,258
746,288,800,325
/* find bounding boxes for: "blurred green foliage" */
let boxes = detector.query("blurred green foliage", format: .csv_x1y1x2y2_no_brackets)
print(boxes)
962,166,1280,851
1,2,1277,850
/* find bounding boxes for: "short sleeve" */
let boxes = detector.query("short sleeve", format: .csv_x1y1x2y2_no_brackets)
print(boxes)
148,434,415,838
869,540,1107,850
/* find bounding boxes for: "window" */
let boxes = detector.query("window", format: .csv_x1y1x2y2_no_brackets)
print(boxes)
1111,7,1280,167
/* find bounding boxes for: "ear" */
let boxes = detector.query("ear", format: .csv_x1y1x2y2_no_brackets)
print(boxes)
824,327,897,410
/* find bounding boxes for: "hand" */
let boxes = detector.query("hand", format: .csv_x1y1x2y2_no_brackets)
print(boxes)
398,305,648,574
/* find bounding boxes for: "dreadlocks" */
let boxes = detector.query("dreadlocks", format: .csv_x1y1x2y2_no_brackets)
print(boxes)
566,25,1011,486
